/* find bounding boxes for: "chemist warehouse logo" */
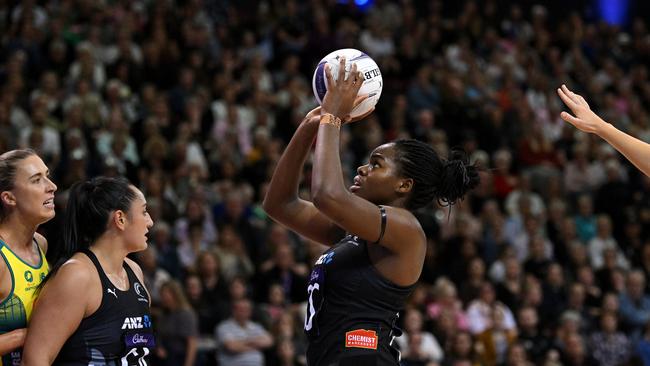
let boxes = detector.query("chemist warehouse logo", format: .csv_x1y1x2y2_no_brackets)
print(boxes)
345,329,378,350
121,315,152,330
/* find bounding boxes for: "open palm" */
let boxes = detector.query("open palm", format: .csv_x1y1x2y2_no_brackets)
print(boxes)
557,84,606,134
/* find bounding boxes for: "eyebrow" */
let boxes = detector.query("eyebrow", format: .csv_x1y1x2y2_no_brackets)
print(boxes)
370,153,385,161
29,170,50,179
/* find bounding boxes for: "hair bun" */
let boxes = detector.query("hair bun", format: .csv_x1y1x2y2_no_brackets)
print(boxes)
437,150,480,206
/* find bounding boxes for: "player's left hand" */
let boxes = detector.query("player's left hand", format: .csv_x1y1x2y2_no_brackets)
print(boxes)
321,57,365,119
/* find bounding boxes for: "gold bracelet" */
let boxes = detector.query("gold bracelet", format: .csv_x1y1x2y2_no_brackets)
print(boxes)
320,113,342,129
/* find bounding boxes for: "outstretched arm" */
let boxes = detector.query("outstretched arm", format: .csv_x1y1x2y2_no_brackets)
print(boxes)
262,107,345,245
558,84,650,177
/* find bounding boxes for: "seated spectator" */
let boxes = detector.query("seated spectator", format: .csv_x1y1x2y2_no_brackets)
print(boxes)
396,308,444,365
259,283,289,329
459,257,485,304
619,270,650,336
475,307,518,366
574,265,603,313
466,282,516,335
442,331,477,366
635,320,650,366
216,298,273,366
559,333,597,366
134,245,170,305
154,280,199,366
523,234,553,280
504,343,534,366
588,311,630,366
270,312,307,365
185,273,226,336
516,306,550,364
174,197,218,249
588,214,629,270
491,149,518,201
215,224,255,281
255,242,308,304
273,338,302,366
196,250,229,308
149,221,183,279
495,256,524,311
427,277,469,332
574,194,597,244
540,263,567,327
177,221,211,271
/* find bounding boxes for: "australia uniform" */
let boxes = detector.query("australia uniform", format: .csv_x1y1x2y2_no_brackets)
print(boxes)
54,249,154,366
0,238,49,366
305,207,415,365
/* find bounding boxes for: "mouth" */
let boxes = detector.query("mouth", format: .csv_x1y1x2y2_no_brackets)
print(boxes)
43,197,55,209
350,176,362,192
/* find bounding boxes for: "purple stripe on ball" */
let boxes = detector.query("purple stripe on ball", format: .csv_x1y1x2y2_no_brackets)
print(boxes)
350,53,369,61
314,61,327,103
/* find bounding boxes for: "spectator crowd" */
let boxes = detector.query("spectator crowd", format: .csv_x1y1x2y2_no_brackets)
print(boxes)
2,0,650,365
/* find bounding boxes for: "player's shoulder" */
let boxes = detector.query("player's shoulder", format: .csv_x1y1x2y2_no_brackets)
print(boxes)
124,257,145,283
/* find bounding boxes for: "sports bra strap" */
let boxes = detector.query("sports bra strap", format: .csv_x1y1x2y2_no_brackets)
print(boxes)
374,205,387,244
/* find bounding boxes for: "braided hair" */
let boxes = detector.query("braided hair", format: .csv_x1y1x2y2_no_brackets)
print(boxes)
393,139,480,210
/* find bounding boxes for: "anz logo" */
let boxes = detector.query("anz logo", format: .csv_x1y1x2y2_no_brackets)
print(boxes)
315,252,335,266
121,315,152,330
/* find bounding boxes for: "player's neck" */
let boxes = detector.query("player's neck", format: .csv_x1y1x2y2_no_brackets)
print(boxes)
91,235,129,275
0,216,37,250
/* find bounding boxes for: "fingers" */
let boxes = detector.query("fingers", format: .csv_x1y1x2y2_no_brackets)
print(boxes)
338,56,346,83
307,106,321,117
325,64,335,89
561,84,581,105
348,107,375,123
353,71,364,93
557,87,577,109
560,111,581,126
353,94,370,107
350,62,358,82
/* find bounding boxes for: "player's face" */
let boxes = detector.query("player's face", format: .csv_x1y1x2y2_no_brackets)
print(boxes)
123,186,153,252
351,143,404,205
7,154,57,224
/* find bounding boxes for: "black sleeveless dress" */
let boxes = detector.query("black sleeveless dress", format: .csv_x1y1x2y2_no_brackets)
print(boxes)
305,230,415,366
54,249,154,365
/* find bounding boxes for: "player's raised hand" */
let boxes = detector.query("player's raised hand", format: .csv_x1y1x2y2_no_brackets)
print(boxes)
321,57,365,119
557,84,608,134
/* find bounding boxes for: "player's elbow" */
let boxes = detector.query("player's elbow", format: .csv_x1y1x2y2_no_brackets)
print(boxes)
21,352,55,366
312,189,344,213
262,195,276,217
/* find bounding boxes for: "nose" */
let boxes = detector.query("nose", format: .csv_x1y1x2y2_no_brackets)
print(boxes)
46,177,57,193
357,164,368,176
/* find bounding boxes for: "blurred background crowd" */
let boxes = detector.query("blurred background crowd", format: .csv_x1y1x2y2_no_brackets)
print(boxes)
3,0,650,365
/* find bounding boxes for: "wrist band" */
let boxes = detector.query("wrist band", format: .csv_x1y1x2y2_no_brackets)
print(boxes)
320,113,342,129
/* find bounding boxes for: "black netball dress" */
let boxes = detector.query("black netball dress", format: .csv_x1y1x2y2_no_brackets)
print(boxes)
54,249,154,366
305,207,415,366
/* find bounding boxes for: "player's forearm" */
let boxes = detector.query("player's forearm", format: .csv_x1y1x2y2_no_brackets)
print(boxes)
312,119,348,206
0,328,26,355
263,120,319,215
598,121,650,177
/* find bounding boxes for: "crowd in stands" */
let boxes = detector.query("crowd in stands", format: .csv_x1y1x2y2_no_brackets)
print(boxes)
3,0,650,365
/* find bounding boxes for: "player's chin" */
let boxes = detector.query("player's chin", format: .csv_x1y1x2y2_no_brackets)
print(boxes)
350,185,364,196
